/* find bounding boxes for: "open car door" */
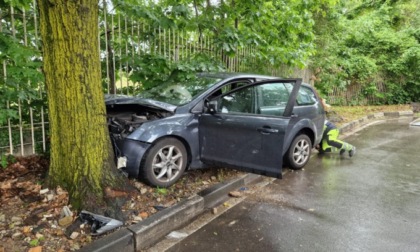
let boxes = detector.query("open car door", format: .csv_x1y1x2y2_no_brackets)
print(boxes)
198,79,302,178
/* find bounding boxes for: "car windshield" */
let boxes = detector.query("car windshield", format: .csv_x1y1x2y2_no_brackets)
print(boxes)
137,76,222,106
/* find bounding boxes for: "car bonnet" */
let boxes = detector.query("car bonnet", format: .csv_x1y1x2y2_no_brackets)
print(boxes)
105,94,177,113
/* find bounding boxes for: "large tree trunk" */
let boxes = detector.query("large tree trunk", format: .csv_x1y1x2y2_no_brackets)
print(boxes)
37,0,128,216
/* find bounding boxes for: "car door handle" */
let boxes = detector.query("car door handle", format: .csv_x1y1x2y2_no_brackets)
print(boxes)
257,127,279,134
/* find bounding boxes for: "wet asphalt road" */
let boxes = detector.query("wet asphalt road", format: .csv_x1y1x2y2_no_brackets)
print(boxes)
166,118,420,252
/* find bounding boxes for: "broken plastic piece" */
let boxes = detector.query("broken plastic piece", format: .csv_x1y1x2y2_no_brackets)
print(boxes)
61,206,73,218
117,156,127,169
79,210,123,235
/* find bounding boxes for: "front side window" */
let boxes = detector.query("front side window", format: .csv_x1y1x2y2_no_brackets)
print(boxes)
218,86,254,114
258,83,291,107
207,80,252,100
216,82,294,116
257,82,293,116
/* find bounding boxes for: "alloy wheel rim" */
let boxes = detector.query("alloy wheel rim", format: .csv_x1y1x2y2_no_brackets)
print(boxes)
152,145,183,182
293,139,310,165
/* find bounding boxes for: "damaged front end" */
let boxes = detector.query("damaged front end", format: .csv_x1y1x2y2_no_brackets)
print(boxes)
107,106,168,140
105,96,175,177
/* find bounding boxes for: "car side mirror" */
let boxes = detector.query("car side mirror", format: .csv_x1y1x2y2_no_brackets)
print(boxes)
206,100,218,114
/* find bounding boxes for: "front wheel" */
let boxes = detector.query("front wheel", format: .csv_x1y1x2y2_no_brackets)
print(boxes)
286,134,312,170
140,138,188,187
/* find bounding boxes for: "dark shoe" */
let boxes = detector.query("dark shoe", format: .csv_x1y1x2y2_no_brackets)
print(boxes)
349,147,356,157
339,149,345,155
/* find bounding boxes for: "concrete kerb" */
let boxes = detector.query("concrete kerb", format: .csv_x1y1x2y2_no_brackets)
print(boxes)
198,173,262,208
79,110,414,252
79,173,259,252
128,194,204,250
78,228,135,252
338,110,413,134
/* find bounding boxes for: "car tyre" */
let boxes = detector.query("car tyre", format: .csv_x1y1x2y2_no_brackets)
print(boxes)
286,134,311,170
141,138,187,187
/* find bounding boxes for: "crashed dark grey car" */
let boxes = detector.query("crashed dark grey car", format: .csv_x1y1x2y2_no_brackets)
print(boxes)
106,73,325,187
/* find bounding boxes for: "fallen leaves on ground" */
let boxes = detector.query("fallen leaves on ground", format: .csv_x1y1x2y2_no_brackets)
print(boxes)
0,156,243,252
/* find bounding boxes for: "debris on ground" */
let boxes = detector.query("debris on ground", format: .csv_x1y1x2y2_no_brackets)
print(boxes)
228,191,242,198
79,210,123,235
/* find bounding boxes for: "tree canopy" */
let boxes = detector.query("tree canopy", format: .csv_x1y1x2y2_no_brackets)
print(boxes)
111,0,338,68
311,0,420,104
1,0,419,110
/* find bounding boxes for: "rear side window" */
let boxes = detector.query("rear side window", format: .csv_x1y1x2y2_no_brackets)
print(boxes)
296,86,317,106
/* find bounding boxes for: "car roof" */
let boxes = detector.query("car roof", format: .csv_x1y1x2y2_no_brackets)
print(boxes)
197,72,277,80
198,72,314,88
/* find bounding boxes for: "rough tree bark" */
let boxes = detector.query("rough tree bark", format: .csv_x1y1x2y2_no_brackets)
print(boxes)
37,0,129,217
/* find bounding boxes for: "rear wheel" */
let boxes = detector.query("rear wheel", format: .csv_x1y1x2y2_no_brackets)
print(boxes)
141,138,187,187
286,134,311,170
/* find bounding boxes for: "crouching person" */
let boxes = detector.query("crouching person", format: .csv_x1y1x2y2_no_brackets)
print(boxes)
319,120,356,157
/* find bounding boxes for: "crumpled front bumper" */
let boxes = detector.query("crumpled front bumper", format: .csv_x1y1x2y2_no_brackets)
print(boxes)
115,139,151,178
